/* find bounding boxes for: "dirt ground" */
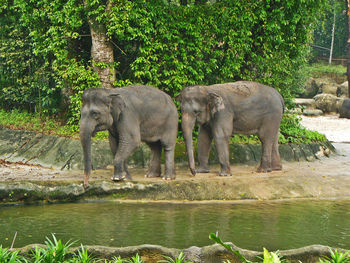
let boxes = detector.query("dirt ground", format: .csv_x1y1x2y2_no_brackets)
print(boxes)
0,114,350,185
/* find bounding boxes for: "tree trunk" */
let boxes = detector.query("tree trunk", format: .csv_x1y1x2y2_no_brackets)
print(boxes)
84,0,115,89
347,0,350,97
329,6,336,64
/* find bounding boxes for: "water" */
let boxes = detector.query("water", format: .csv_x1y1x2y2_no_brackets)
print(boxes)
1,200,350,250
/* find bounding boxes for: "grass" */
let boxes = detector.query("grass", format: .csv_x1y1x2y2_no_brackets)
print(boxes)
0,109,108,140
305,62,347,76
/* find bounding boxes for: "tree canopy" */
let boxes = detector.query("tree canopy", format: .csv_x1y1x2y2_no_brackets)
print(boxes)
0,0,326,130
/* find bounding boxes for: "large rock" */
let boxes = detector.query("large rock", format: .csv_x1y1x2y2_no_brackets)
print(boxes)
339,98,350,119
313,94,339,113
299,77,319,98
314,78,339,96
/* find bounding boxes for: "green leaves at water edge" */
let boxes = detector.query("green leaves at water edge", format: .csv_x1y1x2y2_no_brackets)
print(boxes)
209,232,253,263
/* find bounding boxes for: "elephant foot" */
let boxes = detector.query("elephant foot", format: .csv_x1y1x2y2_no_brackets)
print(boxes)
219,170,232,177
272,164,282,171
145,171,161,178
196,167,210,173
189,168,196,176
257,166,272,173
162,175,175,181
111,172,131,182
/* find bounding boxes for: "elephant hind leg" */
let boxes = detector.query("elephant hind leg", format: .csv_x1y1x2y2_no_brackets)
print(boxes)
271,131,282,171
257,119,280,173
145,141,162,178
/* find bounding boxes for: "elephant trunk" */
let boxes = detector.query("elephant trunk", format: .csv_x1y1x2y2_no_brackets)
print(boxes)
182,112,196,176
80,122,93,188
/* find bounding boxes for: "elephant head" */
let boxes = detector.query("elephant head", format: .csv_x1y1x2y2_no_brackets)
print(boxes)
80,89,125,187
176,86,225,175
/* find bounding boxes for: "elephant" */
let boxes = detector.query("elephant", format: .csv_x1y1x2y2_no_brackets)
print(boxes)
176,81,284,176
80,85,178,188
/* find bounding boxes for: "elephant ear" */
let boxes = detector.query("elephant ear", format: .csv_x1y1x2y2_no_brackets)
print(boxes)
208,92,225,115
109,94,126,118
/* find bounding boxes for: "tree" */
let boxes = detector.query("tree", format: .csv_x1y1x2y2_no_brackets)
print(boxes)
83,0,115,89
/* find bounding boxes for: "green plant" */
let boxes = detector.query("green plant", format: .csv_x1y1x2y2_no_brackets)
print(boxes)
70,245,95,263
0,245,27,263
158,252,193,263
29,234,75,263
319,249,350,263
111,256,126,263
209,232,253,263
209,233,286,263
125,254,143,263
258,248,285,263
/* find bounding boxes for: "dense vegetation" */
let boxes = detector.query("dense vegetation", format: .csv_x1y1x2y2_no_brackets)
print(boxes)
312,0,347,60
0,0,329,142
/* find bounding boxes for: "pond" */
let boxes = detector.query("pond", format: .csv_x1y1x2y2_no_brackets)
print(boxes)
1,199,350,250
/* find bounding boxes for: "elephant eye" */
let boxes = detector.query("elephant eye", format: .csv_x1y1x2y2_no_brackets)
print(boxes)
90,110,100,119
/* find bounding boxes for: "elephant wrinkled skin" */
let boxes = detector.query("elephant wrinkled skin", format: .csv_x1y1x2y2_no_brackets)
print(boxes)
176,81,284,176
80,85,178,188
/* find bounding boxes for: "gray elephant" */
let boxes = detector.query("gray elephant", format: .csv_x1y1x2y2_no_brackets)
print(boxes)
176,81,284,176
80,85,178,187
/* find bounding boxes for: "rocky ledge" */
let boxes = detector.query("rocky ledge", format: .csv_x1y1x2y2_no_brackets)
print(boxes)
0,127,340,203
14,243,344,263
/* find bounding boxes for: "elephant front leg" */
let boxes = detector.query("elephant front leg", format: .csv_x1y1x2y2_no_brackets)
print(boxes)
145,142,162,178
197,125,212,173
112,139,137,181
214,135,231,176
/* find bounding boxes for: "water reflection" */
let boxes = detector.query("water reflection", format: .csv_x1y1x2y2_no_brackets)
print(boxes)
0,200,350,250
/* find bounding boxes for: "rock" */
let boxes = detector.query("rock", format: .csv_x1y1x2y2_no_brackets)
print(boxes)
302,109,323,116
319,82,339,96
339,98,350,119
293,98,316,109
338,81,349,97
313,94,338,113
299,77,319,98
335,97,345,113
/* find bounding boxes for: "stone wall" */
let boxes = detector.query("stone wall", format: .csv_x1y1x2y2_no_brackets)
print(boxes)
14,243,342,263
0,128,335,171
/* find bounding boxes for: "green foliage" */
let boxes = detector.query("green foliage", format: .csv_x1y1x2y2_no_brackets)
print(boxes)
312,0,347,59
111,256,127,263
319,249,350,263
1,0,326,129
125,254,143,263
279,113,327,143
70,245,96,263
0,109,78,138
158,252,192,263
209,232,286,263
0,245,27,263
31,234,75,262
259,248,285,263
